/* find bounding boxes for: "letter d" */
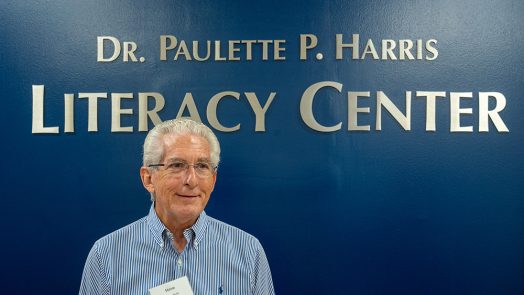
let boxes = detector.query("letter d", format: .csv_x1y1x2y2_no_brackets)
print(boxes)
97,36,121,62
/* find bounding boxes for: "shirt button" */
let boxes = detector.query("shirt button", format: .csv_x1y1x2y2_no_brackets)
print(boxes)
177,259,182,266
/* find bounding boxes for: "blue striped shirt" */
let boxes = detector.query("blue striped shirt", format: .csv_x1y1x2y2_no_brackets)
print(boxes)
79,206,274,295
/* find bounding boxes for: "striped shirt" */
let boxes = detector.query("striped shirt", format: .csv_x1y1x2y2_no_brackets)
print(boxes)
79,206,275,295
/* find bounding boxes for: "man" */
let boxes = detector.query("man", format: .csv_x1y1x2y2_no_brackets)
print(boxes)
79,118,274,295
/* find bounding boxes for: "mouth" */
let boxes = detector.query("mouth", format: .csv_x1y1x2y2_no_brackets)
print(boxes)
177,194,198,198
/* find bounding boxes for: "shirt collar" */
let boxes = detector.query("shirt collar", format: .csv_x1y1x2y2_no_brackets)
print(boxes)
191,210,208,249
146,204,209,249
146,204,167,247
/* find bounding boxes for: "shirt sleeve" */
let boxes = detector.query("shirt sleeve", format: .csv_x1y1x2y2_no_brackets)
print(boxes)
251,240,275,295
79,241,109,295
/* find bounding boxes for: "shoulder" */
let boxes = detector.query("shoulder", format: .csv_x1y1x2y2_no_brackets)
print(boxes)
92,216,149,252
206,215,258,240
204,215,264,254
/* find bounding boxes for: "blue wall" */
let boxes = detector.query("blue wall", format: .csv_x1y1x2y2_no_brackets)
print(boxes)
1,1,523,294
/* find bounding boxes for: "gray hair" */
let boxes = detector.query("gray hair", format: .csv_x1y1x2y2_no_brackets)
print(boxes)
143,118,221,167
142,118,221,201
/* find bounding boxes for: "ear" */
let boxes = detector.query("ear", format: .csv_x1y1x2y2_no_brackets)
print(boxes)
140,166,155,193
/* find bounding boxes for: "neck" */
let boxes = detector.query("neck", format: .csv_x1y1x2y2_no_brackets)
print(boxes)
164,220,193,253
171,231,187,253
154,207,199,253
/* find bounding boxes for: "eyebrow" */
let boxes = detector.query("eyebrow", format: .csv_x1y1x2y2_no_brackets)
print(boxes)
196,157,212,163
165,157,212,163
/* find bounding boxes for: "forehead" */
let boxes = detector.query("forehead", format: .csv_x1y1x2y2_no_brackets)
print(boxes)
161,133,211,160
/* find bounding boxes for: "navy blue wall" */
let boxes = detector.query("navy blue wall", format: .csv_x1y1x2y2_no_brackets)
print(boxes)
1,1,523,294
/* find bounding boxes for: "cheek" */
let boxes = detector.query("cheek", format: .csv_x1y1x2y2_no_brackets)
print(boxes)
202,178,216,192
153,177,182,192
208,175,217,191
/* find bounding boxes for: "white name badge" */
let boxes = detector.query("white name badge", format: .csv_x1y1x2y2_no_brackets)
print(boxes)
149,276,194,295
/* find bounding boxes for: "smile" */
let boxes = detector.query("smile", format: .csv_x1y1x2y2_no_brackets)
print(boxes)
177,194,198,198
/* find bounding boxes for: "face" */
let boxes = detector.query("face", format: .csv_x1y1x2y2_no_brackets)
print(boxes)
141,133,217,230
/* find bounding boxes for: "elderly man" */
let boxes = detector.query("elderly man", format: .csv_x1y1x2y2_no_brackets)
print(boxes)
79,118,274,295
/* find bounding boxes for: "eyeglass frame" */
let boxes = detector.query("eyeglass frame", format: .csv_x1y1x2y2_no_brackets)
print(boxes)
147,160,218,177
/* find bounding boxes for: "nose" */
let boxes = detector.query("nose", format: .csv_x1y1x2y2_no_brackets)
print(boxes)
183,165,198,187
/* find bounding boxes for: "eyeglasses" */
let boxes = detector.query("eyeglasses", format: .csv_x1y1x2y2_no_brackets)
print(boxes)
148,160,217,178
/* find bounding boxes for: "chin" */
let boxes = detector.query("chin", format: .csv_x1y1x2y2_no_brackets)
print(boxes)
174,205,201,218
